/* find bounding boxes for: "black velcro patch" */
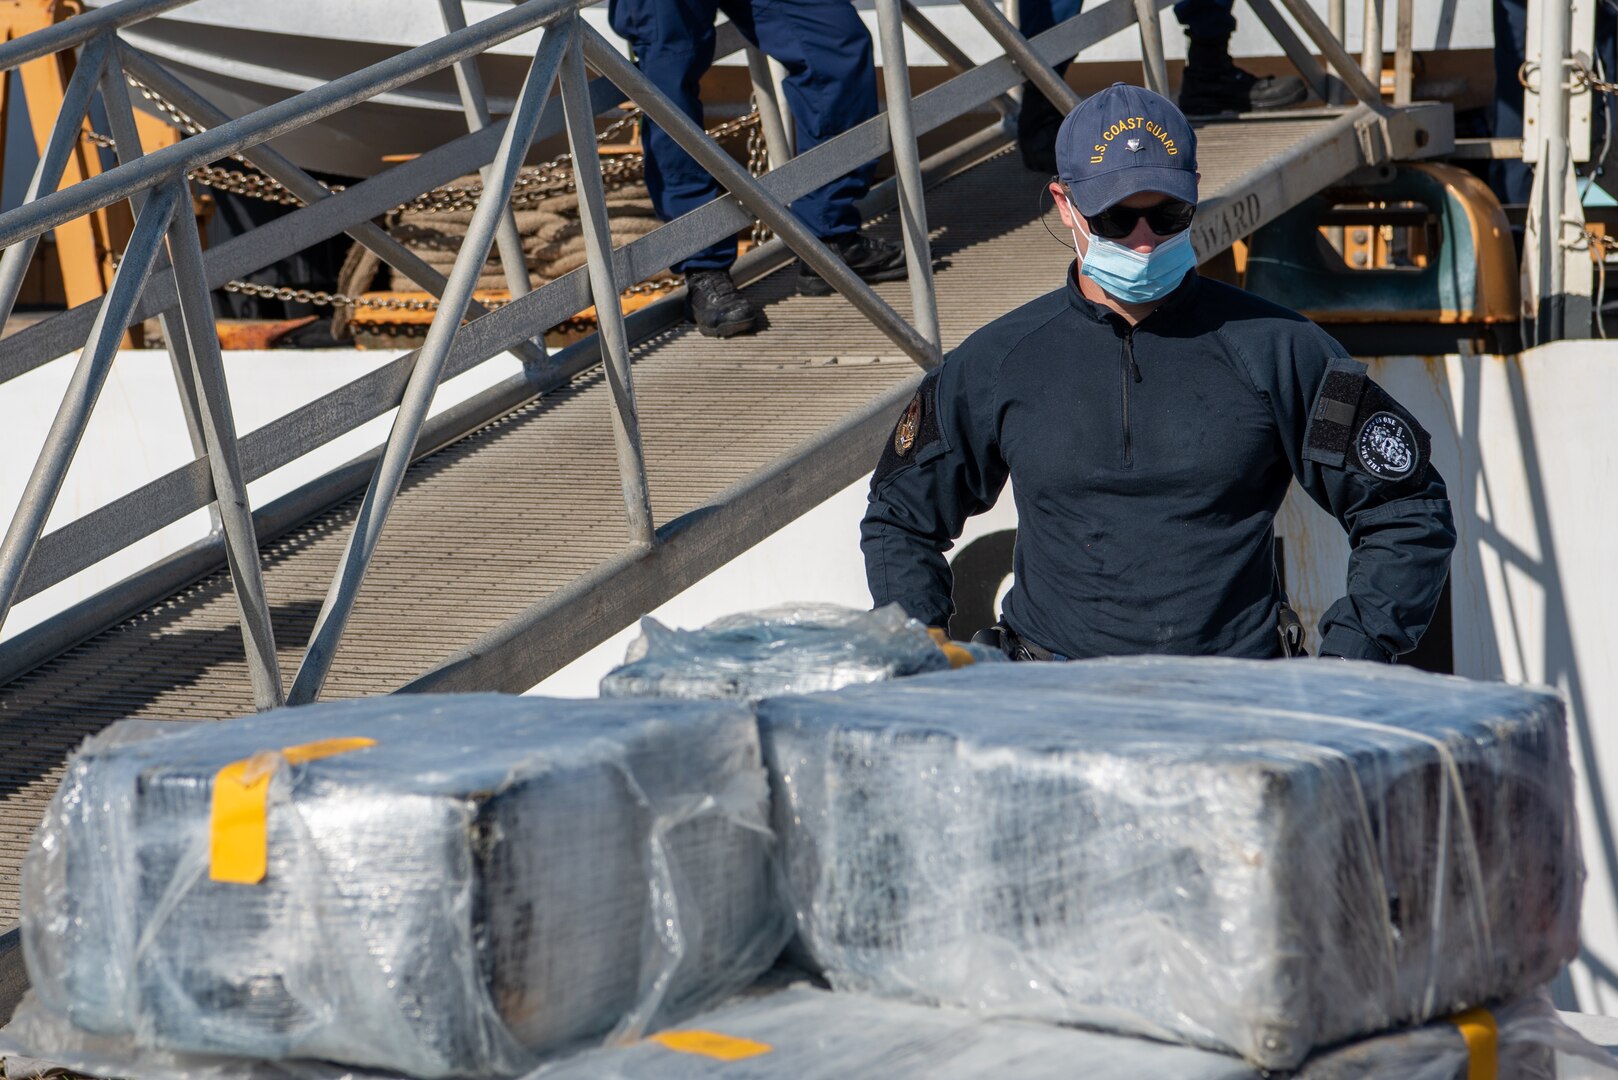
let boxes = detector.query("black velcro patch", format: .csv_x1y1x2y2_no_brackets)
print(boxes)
1348,380,1430,485
873,372,945,487
1305,360,1367,463
1303,358,1368,467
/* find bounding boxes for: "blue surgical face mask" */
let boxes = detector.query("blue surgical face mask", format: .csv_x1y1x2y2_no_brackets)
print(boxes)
1071,214,1196,304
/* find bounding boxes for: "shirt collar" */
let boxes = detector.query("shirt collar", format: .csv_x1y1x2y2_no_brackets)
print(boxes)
1063,262,1202,330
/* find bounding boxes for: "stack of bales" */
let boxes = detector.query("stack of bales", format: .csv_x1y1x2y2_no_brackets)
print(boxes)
4,604,1608,1080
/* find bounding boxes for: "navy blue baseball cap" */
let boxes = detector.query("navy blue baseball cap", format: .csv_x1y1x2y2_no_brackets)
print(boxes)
1056,83,1198,216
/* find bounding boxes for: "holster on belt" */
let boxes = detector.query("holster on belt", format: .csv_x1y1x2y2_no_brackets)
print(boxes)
971,623,1058,662
1277,602,1308,658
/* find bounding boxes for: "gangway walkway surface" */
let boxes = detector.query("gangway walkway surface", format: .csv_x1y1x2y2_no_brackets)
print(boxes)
0,106,1450,928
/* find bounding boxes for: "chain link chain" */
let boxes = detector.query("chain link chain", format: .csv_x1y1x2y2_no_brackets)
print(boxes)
217,274,681,312
111,71,759,213
1520,58,1618,96
747,94,774,247
100,74,762,311
1573,59,1618,97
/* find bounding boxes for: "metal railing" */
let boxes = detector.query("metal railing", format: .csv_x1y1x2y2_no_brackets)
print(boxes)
0,0,1403,706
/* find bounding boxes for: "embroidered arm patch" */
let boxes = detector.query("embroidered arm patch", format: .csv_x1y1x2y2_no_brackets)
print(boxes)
1348,381,1430,483
1303,357,1368,466
873,372,946,486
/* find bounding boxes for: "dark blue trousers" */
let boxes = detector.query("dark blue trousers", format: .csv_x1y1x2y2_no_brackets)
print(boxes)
609,0,877,273
1021,0,1237,44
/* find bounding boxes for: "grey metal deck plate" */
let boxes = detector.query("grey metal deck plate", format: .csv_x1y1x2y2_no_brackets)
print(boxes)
0,113,1365,926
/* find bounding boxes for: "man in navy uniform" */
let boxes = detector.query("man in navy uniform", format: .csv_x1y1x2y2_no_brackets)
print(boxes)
862,84,1455,662
609,0,906,338
1016,0,1307,172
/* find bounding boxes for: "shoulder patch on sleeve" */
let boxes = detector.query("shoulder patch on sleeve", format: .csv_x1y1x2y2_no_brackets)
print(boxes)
873,372,947,487
1303,357,1368,467
1348,380,1431,484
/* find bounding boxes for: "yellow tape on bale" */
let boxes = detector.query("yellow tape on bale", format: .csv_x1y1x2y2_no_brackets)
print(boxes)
648,1030,773,1061
1448,1007,1499,1080
927,627,975,669
210,738,377,884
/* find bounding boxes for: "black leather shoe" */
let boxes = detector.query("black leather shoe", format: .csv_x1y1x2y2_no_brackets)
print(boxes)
684,269,760,337
1179,36,1308,115
796,232,908,297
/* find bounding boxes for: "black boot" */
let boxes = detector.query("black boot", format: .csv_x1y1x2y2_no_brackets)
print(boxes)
684,269,761,337
1178,35,1308,116
1016,79,1065,174
796,232,908,297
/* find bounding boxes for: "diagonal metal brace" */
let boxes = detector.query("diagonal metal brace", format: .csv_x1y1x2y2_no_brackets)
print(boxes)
957,0,1082,114
580,26,940,369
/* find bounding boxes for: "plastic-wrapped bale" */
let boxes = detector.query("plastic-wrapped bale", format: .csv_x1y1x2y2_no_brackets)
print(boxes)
10,988,1615,1080
524,984,1259,1079
600,604,995,702
758,657,1582,1071
21,694,788,1078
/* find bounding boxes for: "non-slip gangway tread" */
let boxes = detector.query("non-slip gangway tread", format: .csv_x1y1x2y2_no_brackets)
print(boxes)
0,115,1353,926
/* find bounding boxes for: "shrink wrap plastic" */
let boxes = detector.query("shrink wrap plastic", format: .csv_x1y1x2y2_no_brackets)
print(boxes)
9,985,1618,1079
758,658,1583,1070
601,604,998,702
522,986,1618,1080
16,695,789,1078
527,984,1255,1078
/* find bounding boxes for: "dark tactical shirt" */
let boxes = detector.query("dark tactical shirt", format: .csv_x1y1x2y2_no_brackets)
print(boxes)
861,270,1456,661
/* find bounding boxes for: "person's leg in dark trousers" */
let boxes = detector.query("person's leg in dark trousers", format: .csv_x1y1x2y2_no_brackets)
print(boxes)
738,0,907,295
1175,0,1306,115
609,0,762,336
1016,0,1084,173
1488,0,1532,205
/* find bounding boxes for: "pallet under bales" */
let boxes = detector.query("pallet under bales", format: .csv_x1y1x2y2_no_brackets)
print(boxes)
757,657,1582,1071
18,695,787,1078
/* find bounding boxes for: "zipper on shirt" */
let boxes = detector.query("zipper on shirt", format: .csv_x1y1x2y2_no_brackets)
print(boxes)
1120,330,1142,467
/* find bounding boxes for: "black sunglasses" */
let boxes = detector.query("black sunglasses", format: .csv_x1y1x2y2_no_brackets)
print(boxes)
1083,199,1195,240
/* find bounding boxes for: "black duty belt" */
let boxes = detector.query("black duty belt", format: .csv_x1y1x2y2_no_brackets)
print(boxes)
970,623,1068,662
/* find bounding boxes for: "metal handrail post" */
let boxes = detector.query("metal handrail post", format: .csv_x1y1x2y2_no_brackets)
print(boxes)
875,0,940,355
0,0,194,71
164,179,286,709
0,185,179,630
580,27,939,368
287,23,571,706
744,44,794,169
0,34,109,331
1268,0,1386,108
0,0,579,251
560,27,655,545
1242,0,1335,104
98,42,216,522
118,46,548,368
768,57,795,156
1360,0,1384,91
1534,0,1572,341
956,0,1081,114
1392,0,1413,104
897,0,1015,119
1132,0,1170,97
439,0,535,307
1328,0,1346,104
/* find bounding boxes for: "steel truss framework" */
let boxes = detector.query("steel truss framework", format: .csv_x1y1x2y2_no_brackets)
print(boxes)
0,0,1413,706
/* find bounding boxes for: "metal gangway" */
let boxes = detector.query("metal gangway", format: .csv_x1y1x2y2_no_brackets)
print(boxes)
0,0,1455,937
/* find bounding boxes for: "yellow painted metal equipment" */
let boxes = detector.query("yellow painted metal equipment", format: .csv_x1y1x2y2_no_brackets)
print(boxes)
1244,162,1519,325
0,0,180,324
